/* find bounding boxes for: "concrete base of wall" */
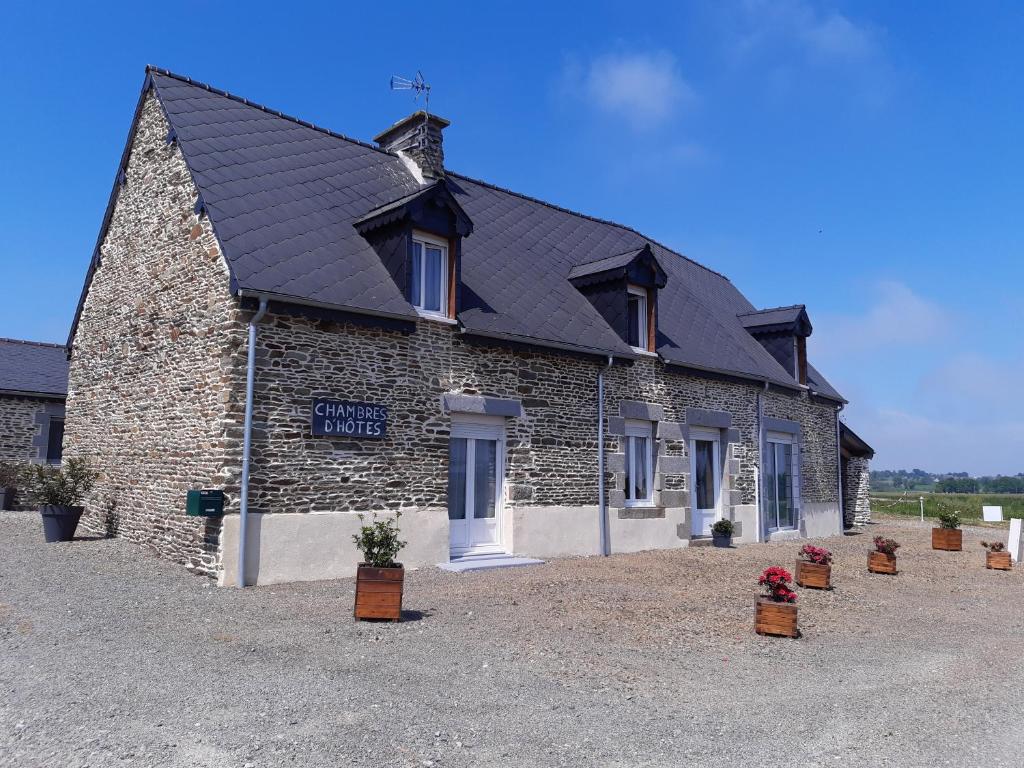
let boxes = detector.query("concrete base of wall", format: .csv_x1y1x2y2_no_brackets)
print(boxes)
731,504,758,544
511,504,690,559
801,502,842,540
219,509,449,587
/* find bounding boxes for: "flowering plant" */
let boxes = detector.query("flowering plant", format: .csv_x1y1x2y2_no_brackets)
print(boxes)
937,510,961,530
873,536,900,555
799,544,832,565
980,540,1005,553
758,566,797,603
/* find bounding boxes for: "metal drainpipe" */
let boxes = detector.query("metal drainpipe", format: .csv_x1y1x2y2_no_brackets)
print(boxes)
238,296,269,587
835,404,845,536
755,382,766,543
597,355,613,556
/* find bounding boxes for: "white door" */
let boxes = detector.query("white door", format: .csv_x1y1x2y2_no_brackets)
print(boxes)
448,418,505,557
690,428,721,536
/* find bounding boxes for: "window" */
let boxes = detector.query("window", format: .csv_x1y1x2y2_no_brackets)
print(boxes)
46,418,65,465
626,285,649,351
410,233,449,317
765,432,798,530
624,420,654,506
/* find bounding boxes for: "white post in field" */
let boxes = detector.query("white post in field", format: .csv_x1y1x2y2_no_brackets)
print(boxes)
919,496,924,523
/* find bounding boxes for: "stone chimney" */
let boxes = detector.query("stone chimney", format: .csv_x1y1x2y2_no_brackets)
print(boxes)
374,111,450,181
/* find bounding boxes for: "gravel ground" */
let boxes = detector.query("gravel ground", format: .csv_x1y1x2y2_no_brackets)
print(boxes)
2,512,1023,768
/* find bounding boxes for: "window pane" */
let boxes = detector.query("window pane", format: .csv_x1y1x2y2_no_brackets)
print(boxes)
626,295,641,347
634,436,649,500
448,438,467,520
410,242,423,308
46,419,65,464
424,246,443,312
694,440,714,510
624,436,634,501
473,440,497,519
777,444,794,528
765,442,777,527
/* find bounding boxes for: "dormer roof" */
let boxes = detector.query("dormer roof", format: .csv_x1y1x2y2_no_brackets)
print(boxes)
738,305,813,336
568,244,668,289
353,179,473,237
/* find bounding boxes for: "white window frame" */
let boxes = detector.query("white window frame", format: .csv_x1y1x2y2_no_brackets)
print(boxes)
410,231,450,320
765,430,800,531
624,419,655,507
626,284,649,352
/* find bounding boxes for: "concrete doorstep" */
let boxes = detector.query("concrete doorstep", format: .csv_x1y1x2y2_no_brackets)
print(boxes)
437,554,545,573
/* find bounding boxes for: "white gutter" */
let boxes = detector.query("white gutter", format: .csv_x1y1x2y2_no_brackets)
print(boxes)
835,404,845,536
597,355,614,556
238,296,269,587
754,382,766,543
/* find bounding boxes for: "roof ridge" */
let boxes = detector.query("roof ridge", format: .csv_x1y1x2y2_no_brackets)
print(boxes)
145,65,396,159
145,66,732,285
0,337,66,348
737,303,806,317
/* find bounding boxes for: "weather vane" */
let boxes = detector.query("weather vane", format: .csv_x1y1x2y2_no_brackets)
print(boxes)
389,71,431,113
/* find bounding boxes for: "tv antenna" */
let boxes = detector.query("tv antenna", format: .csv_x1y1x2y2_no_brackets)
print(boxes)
390,71,431,112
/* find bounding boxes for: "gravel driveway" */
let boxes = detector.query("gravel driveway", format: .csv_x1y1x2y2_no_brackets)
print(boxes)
3,511,1023,767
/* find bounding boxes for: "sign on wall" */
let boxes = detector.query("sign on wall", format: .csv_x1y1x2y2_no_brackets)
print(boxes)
311,398,388,439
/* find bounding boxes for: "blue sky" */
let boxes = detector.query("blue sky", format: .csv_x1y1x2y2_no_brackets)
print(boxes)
1,1,1021,474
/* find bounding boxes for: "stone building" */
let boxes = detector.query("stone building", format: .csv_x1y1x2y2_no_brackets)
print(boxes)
840,423,874,527
0,338,68,508
65,67,871,585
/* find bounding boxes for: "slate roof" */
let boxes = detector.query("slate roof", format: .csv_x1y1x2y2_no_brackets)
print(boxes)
73,67,844,402
840,422,875,459
567,247,650,281
738,305,808,329
0,338,69,398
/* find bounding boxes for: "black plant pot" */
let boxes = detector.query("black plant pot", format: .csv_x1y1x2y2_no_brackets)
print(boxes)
40,505,84,543
1,487,16,511
712,534,733,548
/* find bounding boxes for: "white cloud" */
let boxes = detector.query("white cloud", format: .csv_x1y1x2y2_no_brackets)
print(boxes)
811,280,953,361
738,0,880,62
574,51,695,131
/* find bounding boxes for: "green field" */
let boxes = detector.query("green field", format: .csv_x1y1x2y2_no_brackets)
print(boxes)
870,491,1024,522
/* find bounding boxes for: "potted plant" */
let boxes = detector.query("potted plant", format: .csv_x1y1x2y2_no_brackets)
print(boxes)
754,566,798,638
795,544,833,589
23,458,97,543
932,510,962,551
981,541,1012,571
0,461,21,511
711,518,734,548
868,535,900,574
352,511,406,621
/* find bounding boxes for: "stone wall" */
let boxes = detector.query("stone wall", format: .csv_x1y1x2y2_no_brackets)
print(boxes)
763,390,841,507
843,455,872,526
64,91,248,576
0,395,48,463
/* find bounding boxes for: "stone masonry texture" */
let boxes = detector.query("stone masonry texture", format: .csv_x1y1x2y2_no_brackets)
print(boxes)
843,455,872,526
64,92,249,577
0,396,49,464
65,87,844,580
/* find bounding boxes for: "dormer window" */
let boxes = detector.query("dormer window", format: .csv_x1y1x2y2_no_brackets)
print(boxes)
567,243,668,355
626,285,649,351
738,305,813,386
410,232,449,317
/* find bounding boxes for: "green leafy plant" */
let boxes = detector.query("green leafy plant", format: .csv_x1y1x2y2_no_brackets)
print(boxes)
0,461,23,489
352,511,406,568
22,458,97,507
937,510,961,529
711,519,734,537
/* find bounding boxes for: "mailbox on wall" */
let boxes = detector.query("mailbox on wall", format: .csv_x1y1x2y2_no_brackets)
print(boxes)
186,489,225,517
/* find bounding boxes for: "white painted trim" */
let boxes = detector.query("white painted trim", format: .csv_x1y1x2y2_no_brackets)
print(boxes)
627,283,649,352
623,419,655,507
410,231,449,319
449,414,507,558
689,431,722,535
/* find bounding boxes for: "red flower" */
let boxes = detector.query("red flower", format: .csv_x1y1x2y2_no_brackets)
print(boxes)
758,566,797,603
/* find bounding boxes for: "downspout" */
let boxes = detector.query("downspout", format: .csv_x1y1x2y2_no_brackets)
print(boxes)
238,296,269,587
835,404,845,536
597,355,613,556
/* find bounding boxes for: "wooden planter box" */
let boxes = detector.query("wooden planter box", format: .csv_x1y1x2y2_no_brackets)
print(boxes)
868,551,898,575
932,528,962,551
754,598,798,638
795,560,831,589
354,564,404,621
986,551,1012,571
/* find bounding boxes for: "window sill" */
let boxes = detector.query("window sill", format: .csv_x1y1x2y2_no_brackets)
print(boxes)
618,505,666,520
630,347,659,358
414,311,457,326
